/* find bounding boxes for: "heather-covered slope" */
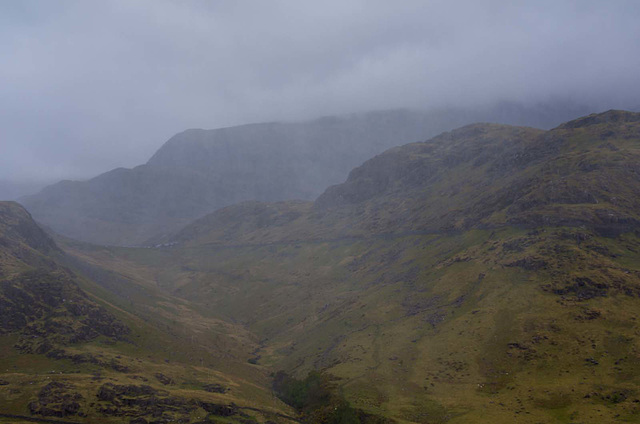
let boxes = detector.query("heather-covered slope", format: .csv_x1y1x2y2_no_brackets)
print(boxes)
21,105,589,246
79,111,640,423
0,202,297,423
0,202,128,355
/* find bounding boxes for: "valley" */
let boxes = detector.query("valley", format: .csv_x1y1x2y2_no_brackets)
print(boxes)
4,1,640,422
2,110,640,423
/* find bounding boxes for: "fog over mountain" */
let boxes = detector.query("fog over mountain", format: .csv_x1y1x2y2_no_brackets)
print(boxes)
5,3,640,423
5,111,640,423
1,1,639,187
21,104,591,246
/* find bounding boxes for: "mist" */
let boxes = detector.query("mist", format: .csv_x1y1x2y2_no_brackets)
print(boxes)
1,0,639,187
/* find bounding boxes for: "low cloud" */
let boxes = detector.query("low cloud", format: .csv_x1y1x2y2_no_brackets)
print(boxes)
1,0,639,181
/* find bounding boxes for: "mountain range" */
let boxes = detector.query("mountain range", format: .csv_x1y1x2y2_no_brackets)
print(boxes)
20,103,591,246
3,109,640,423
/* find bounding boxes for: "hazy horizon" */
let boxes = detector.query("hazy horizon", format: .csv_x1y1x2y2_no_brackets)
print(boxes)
2,1,639,187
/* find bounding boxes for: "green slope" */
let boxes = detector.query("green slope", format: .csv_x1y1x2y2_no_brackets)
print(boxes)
0,202,297,423
68,110,640,423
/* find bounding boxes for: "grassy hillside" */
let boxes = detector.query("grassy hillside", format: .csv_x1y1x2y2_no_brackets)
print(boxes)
67,111,640,423
0,202,297,423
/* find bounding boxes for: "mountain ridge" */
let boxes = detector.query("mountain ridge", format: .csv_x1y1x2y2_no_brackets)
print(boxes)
7,110,640,423
166,110,640,248
21,104,592,246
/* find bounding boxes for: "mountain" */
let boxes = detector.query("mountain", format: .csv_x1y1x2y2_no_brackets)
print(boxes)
171,110,640,244
0,202,128,356
0,201,299,423
21,103,591,246
67,111,640,423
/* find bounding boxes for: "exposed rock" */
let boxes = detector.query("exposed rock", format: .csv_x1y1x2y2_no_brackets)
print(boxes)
1,268,130,354
198,401,239,416
96,383,243,423
154,373,174,386
506,256,548,271
28,382,83,418
552,277,610,300
202,383,229,394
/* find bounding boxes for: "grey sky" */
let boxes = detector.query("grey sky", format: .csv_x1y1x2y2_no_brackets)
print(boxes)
1,0,639,183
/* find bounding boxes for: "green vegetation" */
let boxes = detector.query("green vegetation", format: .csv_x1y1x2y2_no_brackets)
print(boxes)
273,371,332,412
0,202,296,423
4,111,640,423
273,371,391,424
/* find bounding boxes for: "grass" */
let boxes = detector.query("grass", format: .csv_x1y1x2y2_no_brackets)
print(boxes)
64,222,639,422
6,111,640,422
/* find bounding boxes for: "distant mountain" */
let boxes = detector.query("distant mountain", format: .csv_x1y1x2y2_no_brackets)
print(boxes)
83,110,640,422
21,102,591,246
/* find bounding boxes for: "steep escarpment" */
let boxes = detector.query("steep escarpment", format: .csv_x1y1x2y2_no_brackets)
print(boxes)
1,269,130,354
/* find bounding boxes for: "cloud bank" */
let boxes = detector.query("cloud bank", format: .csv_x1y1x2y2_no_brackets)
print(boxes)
1,0,639,182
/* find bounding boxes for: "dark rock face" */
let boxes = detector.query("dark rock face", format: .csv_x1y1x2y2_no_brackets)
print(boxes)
96,383,244,423
97,383,162,402
202,383,229,394
544,275,640,301
506,257,548,271
198,401,238,416
552,277,611,300
0,201,130,354
1,270,130,353
28,382,84,418
154,373,174,386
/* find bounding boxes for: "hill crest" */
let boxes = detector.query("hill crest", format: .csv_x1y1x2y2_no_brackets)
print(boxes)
170,110,640,247
21,104,592,246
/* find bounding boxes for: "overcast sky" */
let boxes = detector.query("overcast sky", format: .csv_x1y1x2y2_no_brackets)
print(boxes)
1,0,639,184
